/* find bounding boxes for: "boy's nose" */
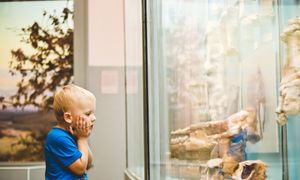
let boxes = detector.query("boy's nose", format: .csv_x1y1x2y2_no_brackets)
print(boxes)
91,114,96,123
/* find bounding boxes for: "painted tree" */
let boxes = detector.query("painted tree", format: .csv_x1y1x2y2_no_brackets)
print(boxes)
0,7,74,111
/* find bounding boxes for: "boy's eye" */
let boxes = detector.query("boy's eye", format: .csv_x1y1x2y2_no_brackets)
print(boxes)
85,111,93,116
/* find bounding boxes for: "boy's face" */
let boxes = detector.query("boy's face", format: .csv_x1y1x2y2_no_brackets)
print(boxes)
67,97,96,130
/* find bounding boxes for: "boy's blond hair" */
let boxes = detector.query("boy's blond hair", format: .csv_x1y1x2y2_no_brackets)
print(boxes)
53,84,95,122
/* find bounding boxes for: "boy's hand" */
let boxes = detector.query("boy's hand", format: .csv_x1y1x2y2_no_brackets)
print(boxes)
70,116,92,138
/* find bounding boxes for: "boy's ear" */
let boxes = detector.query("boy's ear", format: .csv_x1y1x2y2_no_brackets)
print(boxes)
63,112,73,124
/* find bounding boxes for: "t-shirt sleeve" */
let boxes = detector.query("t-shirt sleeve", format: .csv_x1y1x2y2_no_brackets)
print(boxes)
49,135,82,168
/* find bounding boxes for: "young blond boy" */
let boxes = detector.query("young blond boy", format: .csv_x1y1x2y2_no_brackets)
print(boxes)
44,84,96,180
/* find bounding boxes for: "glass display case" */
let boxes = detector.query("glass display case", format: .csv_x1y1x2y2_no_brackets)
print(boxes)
125,0,300,179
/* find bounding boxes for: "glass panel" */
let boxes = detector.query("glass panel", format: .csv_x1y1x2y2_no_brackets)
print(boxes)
124,0,144,178
278,1,300,179
147,0,290,179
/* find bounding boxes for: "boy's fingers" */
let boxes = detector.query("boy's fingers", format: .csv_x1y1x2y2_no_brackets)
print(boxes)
69,126,74,135
77,117,80,126
84,121,89,130
81,117,85,125
71,116,92,137
78,116,83,124
82,120,86,130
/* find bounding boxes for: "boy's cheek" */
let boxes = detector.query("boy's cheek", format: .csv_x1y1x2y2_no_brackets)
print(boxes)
71,117,80,127
84,117,93,124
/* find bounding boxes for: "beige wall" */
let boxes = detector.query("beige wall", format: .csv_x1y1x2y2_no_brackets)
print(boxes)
88,0,125,67
87,0,126,180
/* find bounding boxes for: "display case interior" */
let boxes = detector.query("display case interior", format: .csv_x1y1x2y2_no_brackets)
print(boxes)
124,0,300,179
278,1,300,180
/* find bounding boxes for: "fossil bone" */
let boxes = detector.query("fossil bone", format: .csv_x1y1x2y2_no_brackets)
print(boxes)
232,160,267,180
276,17,300,125
170,109,260,162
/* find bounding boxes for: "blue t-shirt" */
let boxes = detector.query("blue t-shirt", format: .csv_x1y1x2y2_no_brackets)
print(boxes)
44,127,88,180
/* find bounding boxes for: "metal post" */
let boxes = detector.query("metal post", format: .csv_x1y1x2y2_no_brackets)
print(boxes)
276,0,289,179
281,126,289,180
27,168,30,180
142,0,150,179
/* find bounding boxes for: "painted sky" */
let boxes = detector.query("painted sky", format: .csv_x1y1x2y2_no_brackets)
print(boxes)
0,1,73,96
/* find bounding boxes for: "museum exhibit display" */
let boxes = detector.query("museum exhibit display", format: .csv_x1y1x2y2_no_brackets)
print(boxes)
125,0,300,179
0,0,73,163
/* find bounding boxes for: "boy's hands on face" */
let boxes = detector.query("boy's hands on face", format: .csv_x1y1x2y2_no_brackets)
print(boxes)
69,116,93,139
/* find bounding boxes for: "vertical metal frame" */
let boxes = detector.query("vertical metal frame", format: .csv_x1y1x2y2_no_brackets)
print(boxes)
141,0,150,179
275,0,288,179
124,0,150,178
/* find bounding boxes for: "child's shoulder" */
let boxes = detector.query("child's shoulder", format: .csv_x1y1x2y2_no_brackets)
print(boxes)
47,127,72,141
46,127,76,147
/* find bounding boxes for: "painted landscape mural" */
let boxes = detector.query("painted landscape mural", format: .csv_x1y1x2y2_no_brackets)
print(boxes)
0,0,73,162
